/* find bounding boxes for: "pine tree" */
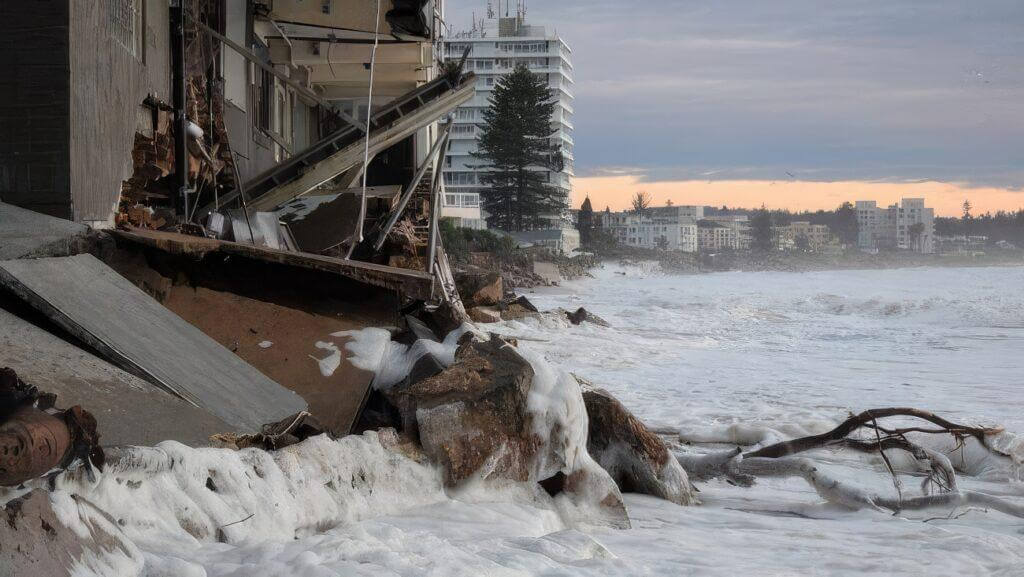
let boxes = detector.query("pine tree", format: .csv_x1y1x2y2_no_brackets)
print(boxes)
833,201,859,246
577,196,594,246
750,206,774,252
471,64,564,231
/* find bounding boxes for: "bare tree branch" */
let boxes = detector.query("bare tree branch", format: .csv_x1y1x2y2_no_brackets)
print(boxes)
745,408,1004,459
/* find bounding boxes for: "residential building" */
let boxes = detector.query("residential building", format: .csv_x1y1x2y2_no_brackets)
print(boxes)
856,198,934,253
699,215,750,251
0,0,451,230
777,221,834,251
698,220,743,251
441,192,487,229
602,206,702,252
442,3,575,228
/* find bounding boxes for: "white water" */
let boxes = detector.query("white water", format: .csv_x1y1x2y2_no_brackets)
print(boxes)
487,264,1024,576
49,264,1024,576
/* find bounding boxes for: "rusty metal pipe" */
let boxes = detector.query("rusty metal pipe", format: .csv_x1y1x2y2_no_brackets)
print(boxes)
0,406,71,486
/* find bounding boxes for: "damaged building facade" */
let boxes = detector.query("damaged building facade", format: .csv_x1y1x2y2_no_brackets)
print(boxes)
0,0,481,467
1,1,461,238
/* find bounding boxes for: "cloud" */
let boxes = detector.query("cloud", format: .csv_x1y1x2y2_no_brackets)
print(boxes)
444,0,1023,192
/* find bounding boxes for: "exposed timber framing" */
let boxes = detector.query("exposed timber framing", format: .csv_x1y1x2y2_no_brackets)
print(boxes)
373,120,452,251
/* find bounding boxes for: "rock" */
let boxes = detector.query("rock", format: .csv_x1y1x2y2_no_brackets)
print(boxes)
455,268,503,306
384,334,629,527
351,389,403,435
499,295,540,322
384,334,538,484
507,295,538,312
405,314,439,342
501,304,537,322
0,489,141,576
468,306,501,323
566,307,610,327
423,301,466,339
408,352,446,384
581,386,696,506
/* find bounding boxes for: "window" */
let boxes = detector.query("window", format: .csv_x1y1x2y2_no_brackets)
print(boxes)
443,193,481,208
254,67,273,131
444,172,478,186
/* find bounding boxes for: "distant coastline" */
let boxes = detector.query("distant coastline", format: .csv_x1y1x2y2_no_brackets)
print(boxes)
605,247,1024,275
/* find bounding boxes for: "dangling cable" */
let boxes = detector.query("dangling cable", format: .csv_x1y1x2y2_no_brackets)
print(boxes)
346,0,381,259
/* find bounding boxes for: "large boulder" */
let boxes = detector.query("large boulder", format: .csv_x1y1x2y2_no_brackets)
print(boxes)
454,268,503,307
384,334,629,527
581,386,696,506
384,334,539,484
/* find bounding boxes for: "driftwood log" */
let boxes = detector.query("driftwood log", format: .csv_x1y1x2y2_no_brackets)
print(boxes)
675,407,1023,519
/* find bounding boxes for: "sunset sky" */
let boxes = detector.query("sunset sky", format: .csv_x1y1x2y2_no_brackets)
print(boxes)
447,1,1023,216
574,175,1023,217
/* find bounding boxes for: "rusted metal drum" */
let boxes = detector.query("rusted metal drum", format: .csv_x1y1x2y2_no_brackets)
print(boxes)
0,406,71,486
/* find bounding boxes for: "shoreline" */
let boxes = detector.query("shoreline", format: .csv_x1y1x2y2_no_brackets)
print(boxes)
606,250,1024,276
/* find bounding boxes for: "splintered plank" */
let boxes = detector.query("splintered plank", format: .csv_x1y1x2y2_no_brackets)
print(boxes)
0,254,307,432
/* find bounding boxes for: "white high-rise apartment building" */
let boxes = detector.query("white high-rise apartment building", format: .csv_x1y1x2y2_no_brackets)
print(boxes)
856,198,935,253
441,5,575,229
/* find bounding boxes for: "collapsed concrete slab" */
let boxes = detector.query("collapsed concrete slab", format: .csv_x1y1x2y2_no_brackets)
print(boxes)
0,306,230,447
101,240,402,436
0,254,306,432
0,202,91,260
276,187,400,254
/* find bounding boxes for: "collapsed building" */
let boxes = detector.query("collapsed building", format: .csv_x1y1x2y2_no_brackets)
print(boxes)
0,5,707,575
0,0,476,450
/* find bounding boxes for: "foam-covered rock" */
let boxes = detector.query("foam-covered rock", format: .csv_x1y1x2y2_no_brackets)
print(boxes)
385,334,630,527
0,489,142,577
582,386,697,505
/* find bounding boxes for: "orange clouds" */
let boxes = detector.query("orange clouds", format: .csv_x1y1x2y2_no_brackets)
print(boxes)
573,175,1023,217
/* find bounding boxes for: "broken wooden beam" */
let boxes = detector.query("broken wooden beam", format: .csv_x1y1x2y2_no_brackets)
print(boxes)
111,228,438,302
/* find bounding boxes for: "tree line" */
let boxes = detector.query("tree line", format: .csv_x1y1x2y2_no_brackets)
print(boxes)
935,201,1024,245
